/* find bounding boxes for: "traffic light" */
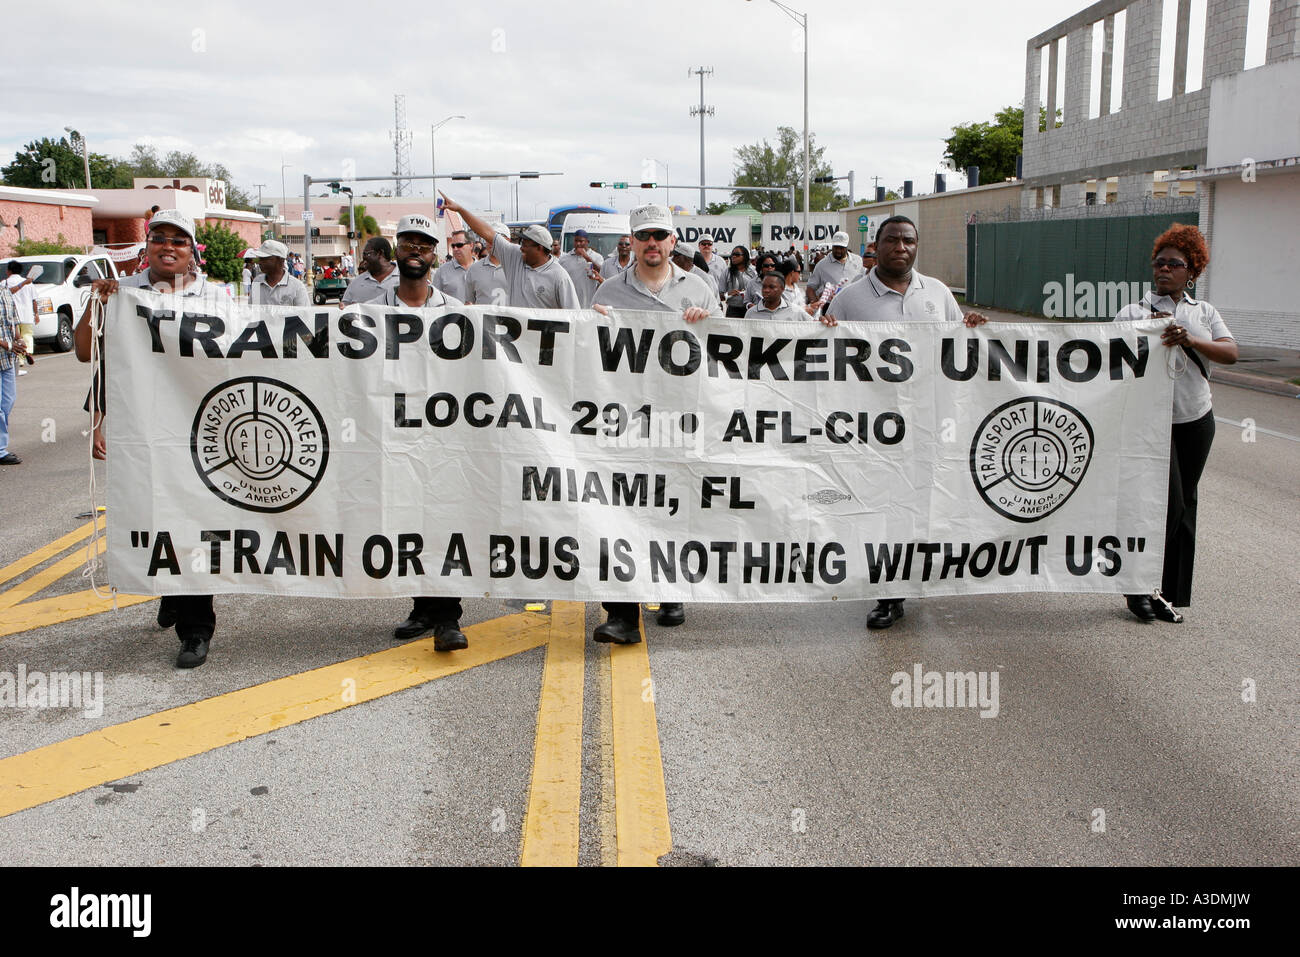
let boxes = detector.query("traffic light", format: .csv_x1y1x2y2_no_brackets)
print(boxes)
589,181,606,188
328,181,340,193
639,182,657,189
813,175,837,184
520,171,540,179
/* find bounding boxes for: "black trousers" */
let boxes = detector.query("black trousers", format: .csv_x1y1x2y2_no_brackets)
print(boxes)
602,602,640,622
1163,410,1215,607
159,594,214,640
411,596,463,623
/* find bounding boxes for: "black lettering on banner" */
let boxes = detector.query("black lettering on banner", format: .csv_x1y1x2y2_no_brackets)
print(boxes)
442,533,471,575
139,305,172,353
338,312,377,359
201,529,231,572
385,313,422,359
233,529,261,574
228,321,276,359
792,339,828,381
942,338,979,380
988,340,1028,382
363,534,392,578
597,326,654,373
264,532,296,574
282,313,330,358
598,537,635,582
747,336,790,381
425,393,458,427
429,313,474,359
1109,336,1149,379
834,338,873,381
490,534,514,578
527,318,570,366
1065,534,1121,575
863,536,1049,582
571,401,598,435
659,329,701,376
146,531,180,576
396,534,425,576
179,313,225,358
705,334,745,379
876,338,914,382
482,313,522,363
465,392,494,427
554,536,580,581
394,393,420,428
1057,339,1102,382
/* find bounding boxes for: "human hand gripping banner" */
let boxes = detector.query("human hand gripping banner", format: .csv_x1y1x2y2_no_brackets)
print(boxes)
105,288,1173,601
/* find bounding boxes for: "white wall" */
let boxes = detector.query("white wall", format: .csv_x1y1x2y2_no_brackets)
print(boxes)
1207,58,1300,167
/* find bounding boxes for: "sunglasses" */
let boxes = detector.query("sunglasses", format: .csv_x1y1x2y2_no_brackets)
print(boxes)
617,242,631,247
450,242,468,249
1152,258,1188,270
148,234,190,248
633,229,670,242
396,240,435,254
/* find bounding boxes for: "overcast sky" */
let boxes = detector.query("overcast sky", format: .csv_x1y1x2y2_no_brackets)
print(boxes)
7,0,1090,216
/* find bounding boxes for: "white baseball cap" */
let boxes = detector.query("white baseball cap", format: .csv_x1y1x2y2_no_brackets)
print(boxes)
147,209,196,242
831,231,851,247
674,241,699,259
491,221,512,238
255,239,289,259
521,224,553,249
396,214,439,242
629,204,673,233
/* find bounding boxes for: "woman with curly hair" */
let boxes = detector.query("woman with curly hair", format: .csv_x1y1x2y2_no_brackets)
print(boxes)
1113,223,1237,623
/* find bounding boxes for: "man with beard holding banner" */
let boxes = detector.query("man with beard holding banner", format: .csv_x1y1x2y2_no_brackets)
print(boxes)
589,204,721,644
387,214,470,651
74,210,220,668
821,215,988,632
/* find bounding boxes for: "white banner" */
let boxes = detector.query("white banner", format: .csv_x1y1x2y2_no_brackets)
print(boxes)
105,289,1173,601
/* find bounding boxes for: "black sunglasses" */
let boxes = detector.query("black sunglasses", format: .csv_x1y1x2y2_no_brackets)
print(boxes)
1153,257,1188,270
633,229,670,241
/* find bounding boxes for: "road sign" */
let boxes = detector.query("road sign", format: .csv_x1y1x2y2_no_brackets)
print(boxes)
612,182,629,189
857,214,869,227
301,210,314,221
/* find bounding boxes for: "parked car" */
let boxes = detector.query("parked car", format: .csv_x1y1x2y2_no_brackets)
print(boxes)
0,254,119,352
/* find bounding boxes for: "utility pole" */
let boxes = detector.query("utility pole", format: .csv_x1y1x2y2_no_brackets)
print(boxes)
390,94,413,197
689,67,714,214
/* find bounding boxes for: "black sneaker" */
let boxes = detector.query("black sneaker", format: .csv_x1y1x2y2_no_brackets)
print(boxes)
656,602,686,627
0,453,21,465
432,621,468,652
866,600,904,630
176,635,210,668
593,617,641,644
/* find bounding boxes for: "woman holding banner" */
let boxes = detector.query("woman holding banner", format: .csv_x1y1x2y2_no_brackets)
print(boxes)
1114,224,1237,623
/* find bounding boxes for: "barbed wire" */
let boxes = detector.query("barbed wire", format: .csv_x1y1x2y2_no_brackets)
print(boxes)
972,195,1199,223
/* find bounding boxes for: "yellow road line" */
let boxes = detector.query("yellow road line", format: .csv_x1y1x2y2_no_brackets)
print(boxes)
519,601,585,867
0,590,154,639
0,612,549,819
609,630,672,867
0,537,107,612
0,519,101,590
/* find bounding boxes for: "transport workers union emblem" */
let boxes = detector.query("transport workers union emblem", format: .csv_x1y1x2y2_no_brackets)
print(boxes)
191,376,329,513
969,397,1093,522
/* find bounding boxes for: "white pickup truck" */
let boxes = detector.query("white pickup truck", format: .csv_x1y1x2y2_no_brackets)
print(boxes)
0,254,119,352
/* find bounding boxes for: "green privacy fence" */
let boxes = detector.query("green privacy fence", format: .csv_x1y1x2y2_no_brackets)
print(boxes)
966,212,1199,316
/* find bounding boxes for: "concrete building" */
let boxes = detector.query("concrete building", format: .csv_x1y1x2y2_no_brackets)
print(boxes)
1021,0,1300,345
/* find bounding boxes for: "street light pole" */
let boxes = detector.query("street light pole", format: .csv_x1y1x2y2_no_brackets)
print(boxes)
431,115,465,197
279,161,293,239
752,0,808,264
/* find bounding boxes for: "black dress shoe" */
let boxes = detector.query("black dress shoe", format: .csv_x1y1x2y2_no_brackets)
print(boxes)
866,600,904,630
1125,594,1156,622
1152,601,1184,624
432,621,469,651
176,635,210,668
594,617,641,644
656,602,685,627
157,603,178,629
394,615,433,641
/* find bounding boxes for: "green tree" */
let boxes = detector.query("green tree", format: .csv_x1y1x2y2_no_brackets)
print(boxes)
195,222,245,284
942,106,1027,185
703,201,733,215
0,136,124,189
14,233,83,255
338,204,380,240
731,126,849,212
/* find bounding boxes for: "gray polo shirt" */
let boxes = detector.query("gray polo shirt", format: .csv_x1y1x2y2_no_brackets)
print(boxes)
120,269,213,296
746,300,808,322
433,259,472,302
251,270,310,307
559,250,605,308
808,252,863,297
342,265,398,305
704,255,729,291
825,267,964,324
591,263,723,316
491,234,580,310
600,253,635,278
379,284,463,308
1113,292,1232,424
465,258,508,306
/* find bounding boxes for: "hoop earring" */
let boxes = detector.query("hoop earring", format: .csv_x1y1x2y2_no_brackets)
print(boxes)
1186,278,1195,289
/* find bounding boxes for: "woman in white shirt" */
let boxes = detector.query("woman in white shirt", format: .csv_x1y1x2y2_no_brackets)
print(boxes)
1113,224,1237,623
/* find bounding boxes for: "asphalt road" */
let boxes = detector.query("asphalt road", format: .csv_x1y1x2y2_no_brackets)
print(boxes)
0,346,1295,866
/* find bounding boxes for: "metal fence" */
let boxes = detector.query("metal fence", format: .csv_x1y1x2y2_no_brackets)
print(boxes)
966,209,1200,315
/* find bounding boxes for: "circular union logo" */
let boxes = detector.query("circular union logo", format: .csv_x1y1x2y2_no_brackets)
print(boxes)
969,397,1093,523
191,376,329,513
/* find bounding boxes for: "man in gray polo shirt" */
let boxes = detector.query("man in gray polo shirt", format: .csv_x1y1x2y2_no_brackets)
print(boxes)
466,222,510,305
600,234,635,278
822,215,987,632
806,231,862,306
433,229,474,301
698,236,728,292
251,239,310,307
342,237,399,305
440,193,579,309
590,203,720,644
746,272,806,321
559,230,605,308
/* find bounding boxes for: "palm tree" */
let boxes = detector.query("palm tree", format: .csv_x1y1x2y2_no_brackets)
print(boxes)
338,204,380,240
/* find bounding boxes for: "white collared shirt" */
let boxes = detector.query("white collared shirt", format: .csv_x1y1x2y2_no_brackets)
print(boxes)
251,269,310,307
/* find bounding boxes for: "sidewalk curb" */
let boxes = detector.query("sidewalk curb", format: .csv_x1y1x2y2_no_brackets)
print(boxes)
1211,370,1300,399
